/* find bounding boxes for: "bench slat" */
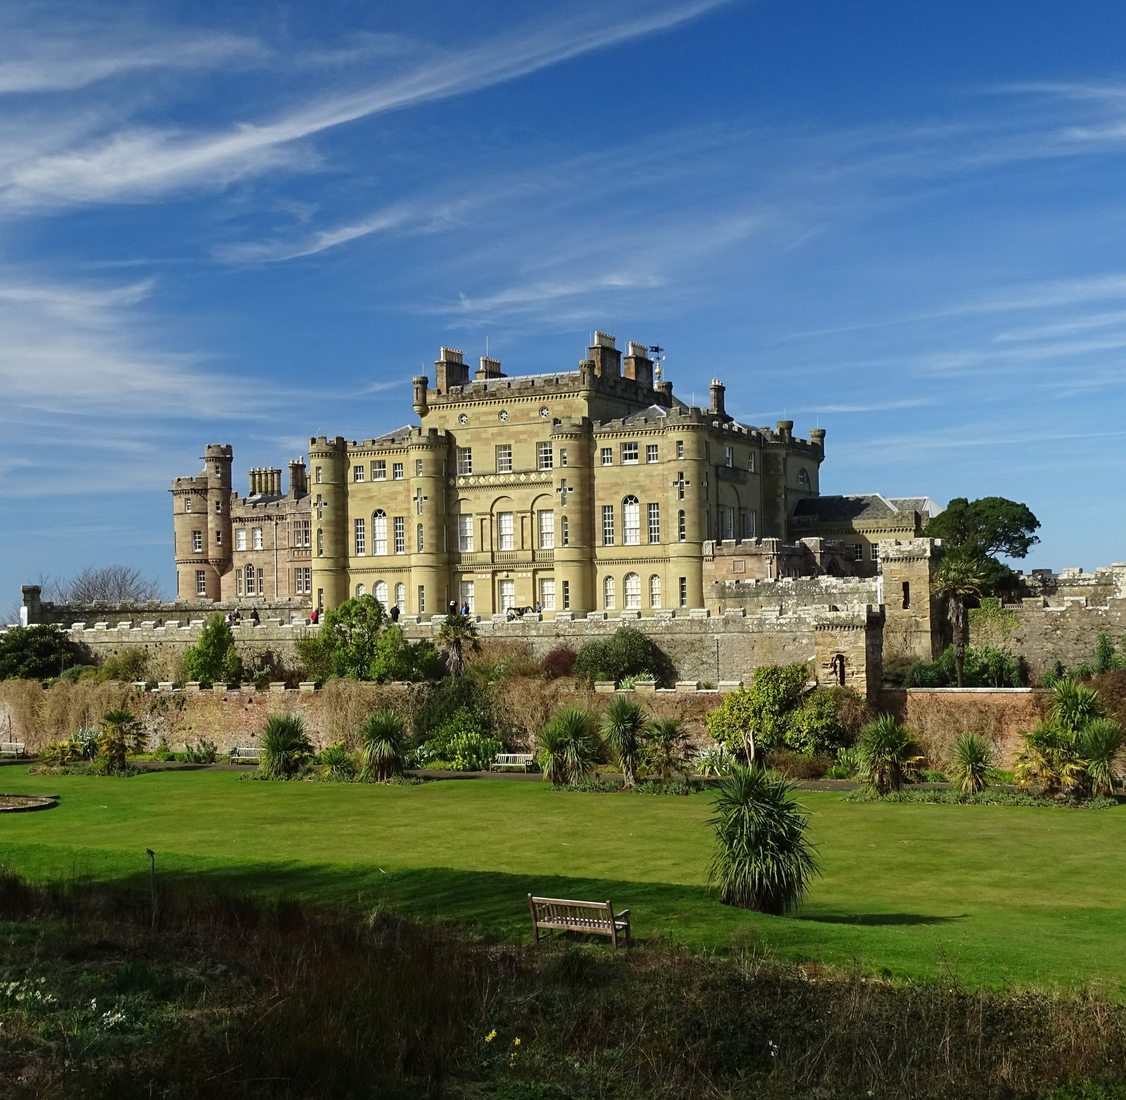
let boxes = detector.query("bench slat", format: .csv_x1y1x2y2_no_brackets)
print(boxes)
528,894,631,948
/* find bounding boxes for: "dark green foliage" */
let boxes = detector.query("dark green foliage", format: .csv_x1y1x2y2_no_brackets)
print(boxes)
707,766,820,913
358,709,408,781
1078,719,1124,798
572,627,673,685
601,694,646,787
856,715,924,794
420,707,503,770
924,496,1041,561
184,614,242,685
258,713,313,779
96,646,153,683
0,624,89,680
537,707,600,786
294,594,387,680
785,686,865,754
413,675,495,742
844,787,1118,808
909,645,1028,687
368,624,443,682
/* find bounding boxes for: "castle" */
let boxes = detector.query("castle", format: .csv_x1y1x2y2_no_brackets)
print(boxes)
175,332,844,616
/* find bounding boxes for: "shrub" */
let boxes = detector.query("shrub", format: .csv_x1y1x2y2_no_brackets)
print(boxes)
1078,718,1124,798
258,714,313,780
948,732,995,793
0,625,90,681
423,707,503,770
317,741,357,781
358,709,408,782
705,664,811,764
786,687,863,754
694,744,736,778
182,739,218,764
573,628,672,685
542,645,578,679
765,749,835,780
707,766,820,914
97,647,153,683
184,615,242,685
909,645,1027,688
37,739,83,766
642,716,691,782
537,708,600,786
855,715,923,795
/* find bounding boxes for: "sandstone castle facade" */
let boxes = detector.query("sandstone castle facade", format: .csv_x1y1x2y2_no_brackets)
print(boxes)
175,333,833,616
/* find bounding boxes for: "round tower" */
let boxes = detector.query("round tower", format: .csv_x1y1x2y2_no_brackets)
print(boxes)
308,437,348,611
552,419,595,612
203,444,233,599
407,428,447,615
667,419,708,608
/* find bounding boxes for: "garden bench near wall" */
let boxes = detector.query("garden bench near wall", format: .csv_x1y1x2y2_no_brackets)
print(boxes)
227,747,260,764
0,742,27,758
528,895,632,947
492,753,536,772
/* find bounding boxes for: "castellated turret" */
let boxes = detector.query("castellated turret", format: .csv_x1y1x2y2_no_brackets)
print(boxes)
171,444,233,600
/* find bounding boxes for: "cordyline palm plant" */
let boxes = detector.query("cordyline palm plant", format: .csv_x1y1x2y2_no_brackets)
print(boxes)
1078,718,1124,798
707,766,820,914
933,555,985,688
436,612,479,678
855,715,923,795
259,713,313,780
1013,722,1085,799
96,708,143,774
644,717,691,782
358,709,408,782
1050,679,1105,734
600,695,646,788
947,732,995,794
537,707,600,787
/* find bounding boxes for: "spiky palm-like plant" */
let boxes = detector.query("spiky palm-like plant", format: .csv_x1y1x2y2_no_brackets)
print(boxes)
1079,718,1124,797
947,732,995,794
600,695,646,788
536,707,599,787
96,708,143,774
1050,679,1105,735
436,612,480,678
707,766,820,914
319,742,357,782
358,709,408,782
644,717,691,782
1013,721,1085,799
855,715,923,795
259,713,313,780
933,556,985,688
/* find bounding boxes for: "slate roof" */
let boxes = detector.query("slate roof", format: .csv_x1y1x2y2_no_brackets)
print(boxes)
791,493,941,524
372,425,413,445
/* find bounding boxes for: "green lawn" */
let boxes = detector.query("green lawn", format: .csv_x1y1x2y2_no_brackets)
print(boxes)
2,767,1123,996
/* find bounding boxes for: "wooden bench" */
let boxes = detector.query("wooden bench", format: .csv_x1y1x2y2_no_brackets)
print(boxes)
528,895,632,947
227,747,260,764
492,752,536,772
0,742,27,758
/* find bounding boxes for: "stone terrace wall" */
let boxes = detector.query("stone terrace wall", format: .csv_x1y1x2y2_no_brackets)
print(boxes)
22,607,881,690
879,687,1049,768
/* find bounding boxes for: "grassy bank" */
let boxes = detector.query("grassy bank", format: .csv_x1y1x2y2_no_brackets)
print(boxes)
1,768,1124,993
2,873,1125,1099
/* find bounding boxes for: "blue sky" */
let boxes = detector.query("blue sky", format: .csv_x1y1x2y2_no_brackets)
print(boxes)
4,0,1126,612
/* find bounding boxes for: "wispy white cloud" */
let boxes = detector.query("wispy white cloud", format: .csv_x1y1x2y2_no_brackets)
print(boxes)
0,1,732,209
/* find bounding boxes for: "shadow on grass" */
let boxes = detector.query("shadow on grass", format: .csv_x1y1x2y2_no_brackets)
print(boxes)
799,912,968,927
68,857,731,945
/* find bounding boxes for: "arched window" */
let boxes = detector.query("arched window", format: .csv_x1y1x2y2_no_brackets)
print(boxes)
560,515,569,546
622,495,640,545
395,582,406,609
374,581,388,608
372,510,388,555
244,563,255,596
416,523,424,552
797,467,809,487
316,528,323,556
649,574,662,608
356,583,366,597
603,575,616,610
624,572,641,609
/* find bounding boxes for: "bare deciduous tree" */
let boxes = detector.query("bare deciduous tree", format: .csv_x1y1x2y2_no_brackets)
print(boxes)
43,566,164,604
